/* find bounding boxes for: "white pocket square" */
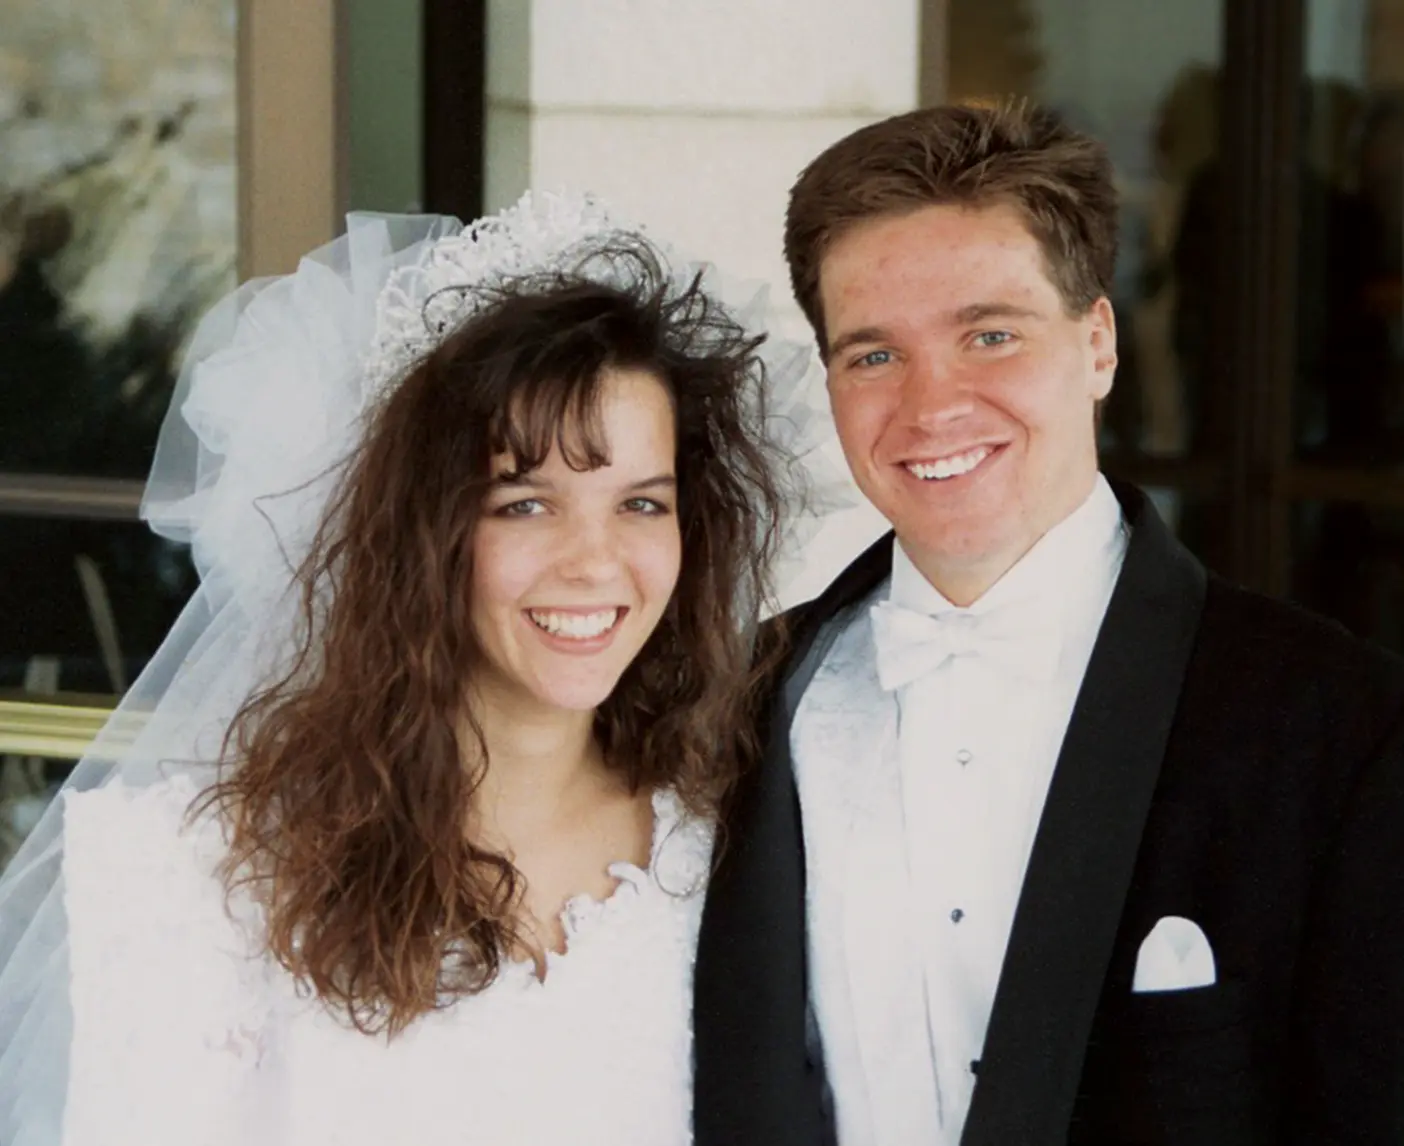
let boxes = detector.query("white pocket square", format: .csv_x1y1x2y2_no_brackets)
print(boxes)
1132,915,1217,993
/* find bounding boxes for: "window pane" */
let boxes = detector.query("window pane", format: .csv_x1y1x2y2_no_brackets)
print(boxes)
1,755,76,872
1294,0,1404,464
0,515,195,695
1,0,238,479
1,510,195,869
346,0,425,213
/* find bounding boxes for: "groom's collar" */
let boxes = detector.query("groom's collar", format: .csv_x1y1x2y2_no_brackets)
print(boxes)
795,476,1157,634
889,473,1125,619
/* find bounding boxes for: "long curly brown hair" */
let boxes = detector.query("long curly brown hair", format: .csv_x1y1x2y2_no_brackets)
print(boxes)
196,238,789,1036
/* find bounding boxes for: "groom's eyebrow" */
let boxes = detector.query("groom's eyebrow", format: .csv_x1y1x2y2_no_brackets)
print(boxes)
828,326,891,359
950,302,1044,324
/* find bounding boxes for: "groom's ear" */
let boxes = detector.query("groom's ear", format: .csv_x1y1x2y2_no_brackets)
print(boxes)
1086,296,1117,402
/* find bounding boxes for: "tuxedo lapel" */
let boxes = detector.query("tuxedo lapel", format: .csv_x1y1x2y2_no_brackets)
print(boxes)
793,616,942,1145
692,532,895,1146
961,483,1208,1145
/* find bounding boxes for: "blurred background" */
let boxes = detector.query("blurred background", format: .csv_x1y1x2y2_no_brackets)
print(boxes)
2,0,1402,865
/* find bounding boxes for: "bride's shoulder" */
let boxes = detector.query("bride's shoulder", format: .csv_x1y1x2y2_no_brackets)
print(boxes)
64,771,226,881
61,772,251,961
61,783,280,1143
65,769,214,821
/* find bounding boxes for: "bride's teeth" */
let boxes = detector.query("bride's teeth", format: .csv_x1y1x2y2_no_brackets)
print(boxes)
907,447,992,481
528,609,620,639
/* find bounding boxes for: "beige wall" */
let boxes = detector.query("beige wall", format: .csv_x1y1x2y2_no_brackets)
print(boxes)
920,0,949,106
1368,0,1404,84
237,0,345,279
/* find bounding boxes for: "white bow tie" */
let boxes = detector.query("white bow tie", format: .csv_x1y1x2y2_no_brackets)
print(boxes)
869,597,1064,691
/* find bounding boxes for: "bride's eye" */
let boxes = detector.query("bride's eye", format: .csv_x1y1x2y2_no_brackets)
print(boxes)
495,498,546,517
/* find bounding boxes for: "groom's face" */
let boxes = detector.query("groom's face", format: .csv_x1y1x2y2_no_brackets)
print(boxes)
818,201,1116,600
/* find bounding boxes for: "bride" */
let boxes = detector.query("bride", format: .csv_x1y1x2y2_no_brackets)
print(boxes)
0,193,833,1145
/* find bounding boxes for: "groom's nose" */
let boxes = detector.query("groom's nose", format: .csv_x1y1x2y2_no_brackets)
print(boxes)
895,352,976,427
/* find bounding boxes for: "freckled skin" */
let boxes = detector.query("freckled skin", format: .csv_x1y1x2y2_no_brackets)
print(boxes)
820,202,1118,605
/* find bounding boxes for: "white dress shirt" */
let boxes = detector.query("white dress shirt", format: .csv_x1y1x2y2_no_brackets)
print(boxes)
793,476,1128,1146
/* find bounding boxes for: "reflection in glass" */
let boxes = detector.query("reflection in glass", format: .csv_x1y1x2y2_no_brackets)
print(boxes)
0,515,195,697
0,755,76,872
0,510,193,869
1296,1,1404,465
346,0,426,214
946,0,1225,461
0,0,238,480
1288,2,1404,648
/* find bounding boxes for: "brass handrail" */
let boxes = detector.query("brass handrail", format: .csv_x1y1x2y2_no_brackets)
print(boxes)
0,474,145,521
0,696,131,760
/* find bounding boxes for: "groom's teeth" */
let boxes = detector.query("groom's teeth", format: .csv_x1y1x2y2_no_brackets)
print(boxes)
906,447,992,481
528,609,621,639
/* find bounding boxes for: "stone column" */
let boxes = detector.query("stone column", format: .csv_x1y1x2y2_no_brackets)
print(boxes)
239,0,345,277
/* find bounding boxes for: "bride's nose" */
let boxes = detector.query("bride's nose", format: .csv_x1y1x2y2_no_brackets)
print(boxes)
554,513,626,583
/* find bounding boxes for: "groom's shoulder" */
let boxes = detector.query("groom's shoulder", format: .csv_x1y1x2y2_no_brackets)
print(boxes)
753,601,819,672
1197,572,1404,706
760,600,819,640
757,585,869,663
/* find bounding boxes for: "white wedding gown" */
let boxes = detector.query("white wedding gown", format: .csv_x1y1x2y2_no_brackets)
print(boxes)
58,773,713,1146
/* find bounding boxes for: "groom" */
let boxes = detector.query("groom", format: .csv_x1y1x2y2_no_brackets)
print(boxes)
691,102,1404,1145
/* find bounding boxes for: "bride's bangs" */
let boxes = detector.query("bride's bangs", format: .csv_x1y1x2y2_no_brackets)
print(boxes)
488,363,613,478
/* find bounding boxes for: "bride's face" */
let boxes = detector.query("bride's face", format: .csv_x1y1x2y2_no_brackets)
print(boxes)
470,367,682,716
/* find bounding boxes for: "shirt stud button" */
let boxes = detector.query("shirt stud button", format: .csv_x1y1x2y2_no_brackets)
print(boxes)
951,908,965,923
955,749,973,765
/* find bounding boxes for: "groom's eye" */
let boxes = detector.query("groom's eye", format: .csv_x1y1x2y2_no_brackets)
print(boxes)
854,349,893,369
972,330,1015,349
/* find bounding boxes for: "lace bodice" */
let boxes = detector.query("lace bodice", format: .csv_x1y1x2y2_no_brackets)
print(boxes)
59,774,713,1146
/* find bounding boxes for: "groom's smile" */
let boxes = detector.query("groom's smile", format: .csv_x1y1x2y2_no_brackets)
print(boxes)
902,441,1008,485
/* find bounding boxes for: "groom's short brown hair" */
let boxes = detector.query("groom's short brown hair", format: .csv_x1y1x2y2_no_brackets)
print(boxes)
784,101,1120,350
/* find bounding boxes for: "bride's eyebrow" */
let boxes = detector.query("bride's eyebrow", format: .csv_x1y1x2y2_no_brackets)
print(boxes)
492,471,552,489
624,475,677,493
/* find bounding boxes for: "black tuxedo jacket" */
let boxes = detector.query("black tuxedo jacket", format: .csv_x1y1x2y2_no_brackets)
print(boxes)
692,481,1404,1145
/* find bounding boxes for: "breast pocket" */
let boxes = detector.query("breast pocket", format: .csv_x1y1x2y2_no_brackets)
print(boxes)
1075,981,1268,1146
